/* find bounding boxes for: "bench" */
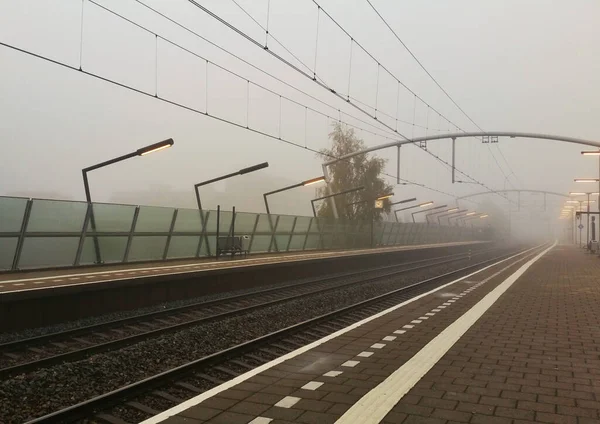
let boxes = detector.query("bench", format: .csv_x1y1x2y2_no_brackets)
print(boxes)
217,236,249,258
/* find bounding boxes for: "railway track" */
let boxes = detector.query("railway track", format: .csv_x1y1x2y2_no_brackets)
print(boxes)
24,244,543,424
0,248,491,378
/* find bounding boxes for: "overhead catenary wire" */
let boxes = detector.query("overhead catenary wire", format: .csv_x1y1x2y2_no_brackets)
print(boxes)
365,0,518,189
0,9,467,203
197,0,506,198
133,0,403,142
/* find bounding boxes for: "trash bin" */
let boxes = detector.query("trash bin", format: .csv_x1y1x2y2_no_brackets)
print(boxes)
241,235,251,255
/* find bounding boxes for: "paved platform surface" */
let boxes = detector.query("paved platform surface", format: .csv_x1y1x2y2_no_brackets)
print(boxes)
145,244,600,424
0,241,482,293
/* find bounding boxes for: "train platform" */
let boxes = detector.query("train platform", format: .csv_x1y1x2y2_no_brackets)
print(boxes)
0,241,484,294
144,243,600,424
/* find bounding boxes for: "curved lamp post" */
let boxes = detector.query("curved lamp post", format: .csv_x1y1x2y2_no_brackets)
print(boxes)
82,138,175,263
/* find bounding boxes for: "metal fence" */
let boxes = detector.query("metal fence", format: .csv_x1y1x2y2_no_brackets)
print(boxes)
0,196,489,271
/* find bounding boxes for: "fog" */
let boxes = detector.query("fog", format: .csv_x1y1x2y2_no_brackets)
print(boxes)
1,0,599,242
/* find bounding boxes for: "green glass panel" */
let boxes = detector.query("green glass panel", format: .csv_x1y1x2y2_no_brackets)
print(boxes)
203,210,218,232
0,197,28,232
219,211,234,234
128,236,167,261
288,235,306,251
173,209,204,233
134,206,174,233
27,199,87,232
273,235,291,252
0,238,18,270
233,212,258,234
167,236,199,259
304,235,320,250
87,203,135,233
19,237,79,268
80,236,128,264
249,235,271,253
293,216,312,233
275,215,295,233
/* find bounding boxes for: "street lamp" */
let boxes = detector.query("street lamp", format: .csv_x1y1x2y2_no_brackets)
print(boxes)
390,197,417,206
574,179,600,183
311,186,365,217
413,204,447,223
263,176,325,215
425,207,456,224
570,191,598,248
393,201,434,222
194,162,269,210
449,211,472,225
82,138,175,264
82,138,174,204
437,209,468,225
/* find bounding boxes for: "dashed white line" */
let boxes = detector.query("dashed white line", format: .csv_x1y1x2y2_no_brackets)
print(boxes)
382,336,396,341
248,418,272,424
425,312,435,316
13,283,25,286
371,343,386,349
342,360,360,367
301,381,324,390
402,325,414,329
275,396,301,408
431,309,441,312
33,281,44,284
54,279,63,282
323,371,343,377
438,305,447,309
418,316,429,320
393,330,406,335
357,351,374,358
410,320,422,324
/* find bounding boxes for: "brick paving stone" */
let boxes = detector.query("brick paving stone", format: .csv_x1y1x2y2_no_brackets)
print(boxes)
385,246,600,424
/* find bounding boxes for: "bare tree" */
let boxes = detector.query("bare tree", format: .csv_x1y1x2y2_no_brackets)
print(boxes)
317,123,393,221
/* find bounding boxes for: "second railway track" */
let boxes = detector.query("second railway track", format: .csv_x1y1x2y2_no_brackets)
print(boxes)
0,248,493,377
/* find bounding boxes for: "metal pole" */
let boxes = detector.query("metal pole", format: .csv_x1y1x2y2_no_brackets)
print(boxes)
397,145,401,184
11,199,33,271
587,194,590,248
451,137,456,183
83,170,101,264
216,205,220,259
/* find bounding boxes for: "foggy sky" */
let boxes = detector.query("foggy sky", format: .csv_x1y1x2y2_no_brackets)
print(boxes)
1,0,599,228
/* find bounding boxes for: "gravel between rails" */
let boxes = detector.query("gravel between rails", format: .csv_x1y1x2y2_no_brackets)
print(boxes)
0,250,507,423
0,267,366,345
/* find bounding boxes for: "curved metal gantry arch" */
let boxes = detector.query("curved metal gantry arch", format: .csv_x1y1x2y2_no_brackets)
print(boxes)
321,132,600,217
457,189,570,212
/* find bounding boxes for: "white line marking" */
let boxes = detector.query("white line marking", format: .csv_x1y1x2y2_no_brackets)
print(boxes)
357,351,374,358
442,302,451,306
425,312,435,316
275,396,301,408
410,320,422,324
447,300,456,303
54,279,63,282
431,309,441,312
393,330,406,335
12,283,24,286
33,281,44,284
342,360,360,367
438,305,447,309
402,325,414,329
418,316,429,320
301,381,324,390
248,418,272,424
382,336,396,341
69,277,79,281
335,242,554,424
140,245,541,424
371,343,386,349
